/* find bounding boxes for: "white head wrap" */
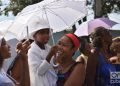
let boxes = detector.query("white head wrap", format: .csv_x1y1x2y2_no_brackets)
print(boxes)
28,17,50,40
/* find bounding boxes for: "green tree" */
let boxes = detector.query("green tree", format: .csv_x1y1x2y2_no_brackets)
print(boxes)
3,0,42,16
0,0,2,15
94,0,120,18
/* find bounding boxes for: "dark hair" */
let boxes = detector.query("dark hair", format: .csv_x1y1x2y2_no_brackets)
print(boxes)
0,38,4,69
90,27,110,48
79,37,88,53
0,56,3,69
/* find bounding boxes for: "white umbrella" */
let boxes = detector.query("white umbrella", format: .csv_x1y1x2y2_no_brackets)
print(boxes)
74,21,89,36
0,20,16,40
45,0,87,14
0,20,13,35
7,0,87,41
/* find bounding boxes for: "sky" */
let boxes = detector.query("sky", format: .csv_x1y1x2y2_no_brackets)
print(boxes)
1,0,9,5
0,0,14,22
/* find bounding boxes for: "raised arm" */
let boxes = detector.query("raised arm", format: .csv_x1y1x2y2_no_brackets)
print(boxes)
85,51,98,86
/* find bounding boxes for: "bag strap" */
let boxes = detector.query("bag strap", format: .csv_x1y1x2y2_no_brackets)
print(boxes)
6,73,20,86
7,54,21,75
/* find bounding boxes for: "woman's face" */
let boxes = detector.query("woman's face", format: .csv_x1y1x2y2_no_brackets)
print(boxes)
84,42,92,55
0,38,11,59
57,36,74,58
34,29,50,44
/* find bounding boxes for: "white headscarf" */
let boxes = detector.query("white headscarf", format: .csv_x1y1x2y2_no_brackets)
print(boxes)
0,36,4,47
28,17,50,40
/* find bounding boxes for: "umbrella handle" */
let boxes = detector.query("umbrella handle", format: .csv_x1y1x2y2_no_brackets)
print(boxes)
50,28,55,45
26,26,29,40
44,8,55,45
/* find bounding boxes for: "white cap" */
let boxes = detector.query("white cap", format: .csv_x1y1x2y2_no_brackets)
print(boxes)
28,17,50,40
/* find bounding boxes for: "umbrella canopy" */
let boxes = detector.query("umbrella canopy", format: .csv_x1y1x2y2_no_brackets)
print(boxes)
75,18,118,37
0,20,13,35
7,0,87,40
45,0,87,14
0,20,16,40
111,24,120,30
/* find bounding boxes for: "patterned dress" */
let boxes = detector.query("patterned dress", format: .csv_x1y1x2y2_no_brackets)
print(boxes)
57,62,81,86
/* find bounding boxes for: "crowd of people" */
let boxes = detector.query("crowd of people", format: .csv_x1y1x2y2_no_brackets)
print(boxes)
0,21,120,86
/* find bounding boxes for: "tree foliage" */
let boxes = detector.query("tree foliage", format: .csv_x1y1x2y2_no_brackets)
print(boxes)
0,0,2,15
3,0,42,16
92,0,120,18
102,0,120,16
2,0,120,16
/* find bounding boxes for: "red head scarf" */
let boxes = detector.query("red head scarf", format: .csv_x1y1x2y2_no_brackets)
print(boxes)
65,34,80,51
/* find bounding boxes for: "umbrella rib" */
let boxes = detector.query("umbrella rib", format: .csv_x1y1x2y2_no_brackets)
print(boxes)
43,0,61,7
46,0,86,14
20,6,66,16
20,0,59,15
43,0,69,9
20,0,86,16
44,8,55,44
45,6,68,9
46,8,69,26
66,3,87,15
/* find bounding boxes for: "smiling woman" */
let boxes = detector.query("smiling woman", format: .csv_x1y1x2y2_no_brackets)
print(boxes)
0,36,16,86
56,33,85,86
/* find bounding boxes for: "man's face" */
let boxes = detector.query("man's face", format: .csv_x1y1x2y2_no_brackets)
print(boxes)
34,29,50,44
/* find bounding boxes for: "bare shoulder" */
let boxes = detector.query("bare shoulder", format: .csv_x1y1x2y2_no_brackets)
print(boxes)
64,62,85,86
73,62,86,76
76,56,86,64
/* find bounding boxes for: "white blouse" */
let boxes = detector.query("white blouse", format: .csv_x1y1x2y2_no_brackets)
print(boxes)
0,68,15,86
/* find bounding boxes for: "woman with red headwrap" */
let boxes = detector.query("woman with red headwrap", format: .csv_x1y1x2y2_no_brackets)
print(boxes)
54,33,85,86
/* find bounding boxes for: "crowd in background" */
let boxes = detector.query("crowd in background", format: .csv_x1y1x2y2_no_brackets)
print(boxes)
0,22,120,86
